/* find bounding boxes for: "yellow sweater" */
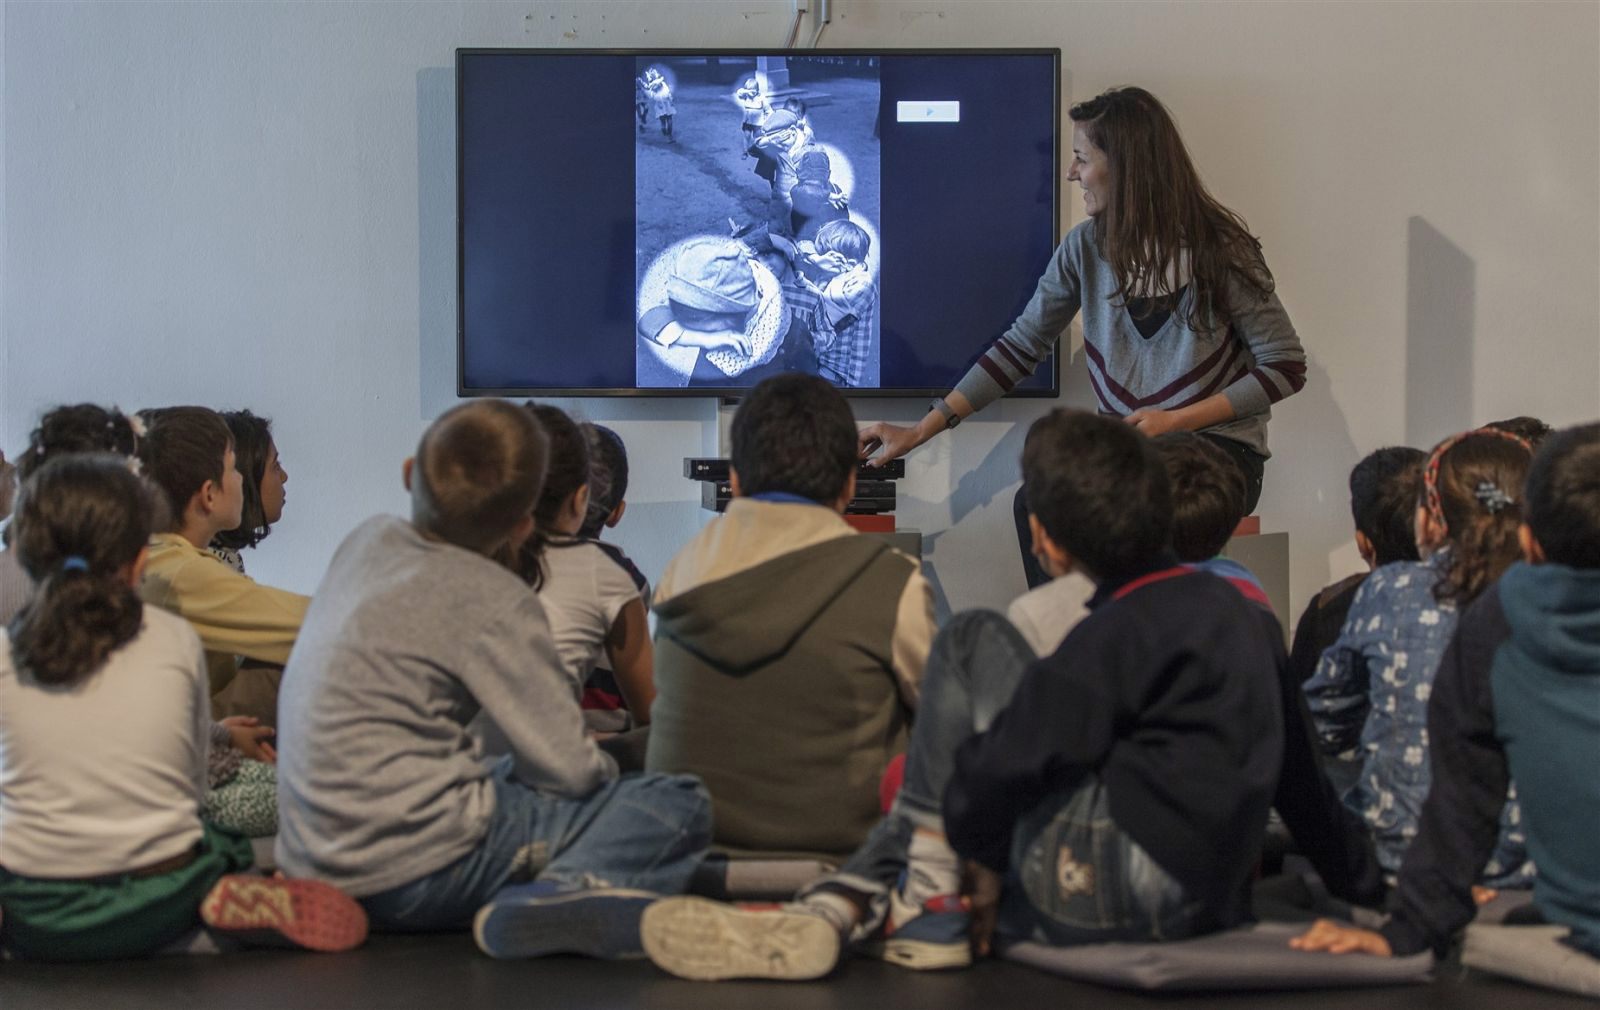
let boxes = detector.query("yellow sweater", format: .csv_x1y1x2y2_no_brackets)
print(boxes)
140,533,310,695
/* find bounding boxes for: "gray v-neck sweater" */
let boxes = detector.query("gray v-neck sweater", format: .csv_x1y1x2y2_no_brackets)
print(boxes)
953,220,1306,457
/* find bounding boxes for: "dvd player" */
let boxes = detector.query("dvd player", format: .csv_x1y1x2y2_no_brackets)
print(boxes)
684,457,905,482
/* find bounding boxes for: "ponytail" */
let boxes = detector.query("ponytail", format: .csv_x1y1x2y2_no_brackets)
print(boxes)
7,455,154,687
517,403,590,591
1421,429,1533,606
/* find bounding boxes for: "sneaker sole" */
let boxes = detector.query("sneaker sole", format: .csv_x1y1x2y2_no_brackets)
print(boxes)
200,875,369,952
641,897,840,981
473,888,657,960
877,935,972,971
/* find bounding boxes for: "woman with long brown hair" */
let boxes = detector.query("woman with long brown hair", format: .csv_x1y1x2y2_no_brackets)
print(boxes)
859,87,1306,577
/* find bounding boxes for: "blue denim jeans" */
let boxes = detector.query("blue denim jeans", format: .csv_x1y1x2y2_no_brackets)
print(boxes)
361,764,711,931
805,609,1206,946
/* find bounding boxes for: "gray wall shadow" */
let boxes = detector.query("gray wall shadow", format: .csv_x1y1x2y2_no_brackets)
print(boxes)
419,67,456,420
1405,216,1475,446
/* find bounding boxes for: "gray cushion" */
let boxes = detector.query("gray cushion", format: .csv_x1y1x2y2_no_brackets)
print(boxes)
1003,922,1434,990
1463,924,1600,997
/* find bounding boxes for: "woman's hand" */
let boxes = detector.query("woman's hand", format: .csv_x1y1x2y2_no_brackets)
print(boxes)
220,716,277,764
1288,918,1393,956
858,421,923,465
676,328,752,359
1125,408,1184,437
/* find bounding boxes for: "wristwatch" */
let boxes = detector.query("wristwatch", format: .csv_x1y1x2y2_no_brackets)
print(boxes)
930,398,961,430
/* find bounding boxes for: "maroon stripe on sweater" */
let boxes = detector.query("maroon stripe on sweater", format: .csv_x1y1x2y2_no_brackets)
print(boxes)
1085,365,1119,414
1250,367,1295,403
1260,360,1308,392
993,339,1031,375
978,353,1017,391
1084,351,1137,412
1130,337,1241,407
1081,341,1144,410
1171,347,1249,409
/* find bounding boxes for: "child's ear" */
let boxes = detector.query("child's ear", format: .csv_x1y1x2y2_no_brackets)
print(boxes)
1414,505,1446,552
1027,513,1074,578
402,457,415,492
728,469,743,498
1517,523,1547,565
505,513,536,556
1354,530,1377,568
606,500,627,528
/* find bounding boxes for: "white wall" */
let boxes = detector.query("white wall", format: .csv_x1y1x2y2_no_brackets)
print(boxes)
3,0,1596,617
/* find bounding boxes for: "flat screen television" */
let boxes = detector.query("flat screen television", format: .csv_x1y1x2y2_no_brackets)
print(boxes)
457,48,1060,397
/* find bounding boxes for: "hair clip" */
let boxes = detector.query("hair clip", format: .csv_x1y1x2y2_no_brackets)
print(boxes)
61,556,91,574
1473,481,1516,514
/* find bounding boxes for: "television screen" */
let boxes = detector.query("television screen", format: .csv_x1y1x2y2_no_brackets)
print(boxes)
457,49,1059,397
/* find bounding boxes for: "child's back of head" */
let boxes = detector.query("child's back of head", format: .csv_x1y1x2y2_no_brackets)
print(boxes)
730,374,857,505
1023,410,1172,582
17,404,140,482
411,400,548,555
212,410,280,552
1349,446,1426,567
1151,432,1245,563
136,406,234,534
1523,422,1600,569
519,403,590,588
1422,429,1535,605
1485,415,1554,448
7,454,155,687
579,423,629,540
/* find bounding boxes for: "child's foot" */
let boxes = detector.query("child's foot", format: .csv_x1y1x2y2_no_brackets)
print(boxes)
200,874,368,952
869,891,972,970
642,896,841,981
473,882,658,960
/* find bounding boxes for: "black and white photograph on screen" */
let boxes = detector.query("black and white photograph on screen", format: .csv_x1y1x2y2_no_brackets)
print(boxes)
635,56,881,389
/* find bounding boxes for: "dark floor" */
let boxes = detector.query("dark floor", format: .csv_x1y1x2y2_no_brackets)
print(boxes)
1,932,1591,1010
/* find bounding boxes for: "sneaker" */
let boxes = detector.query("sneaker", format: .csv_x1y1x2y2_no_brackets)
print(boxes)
872,893,972,970
641,896,841,981
200,874,369,952
473,882,658,960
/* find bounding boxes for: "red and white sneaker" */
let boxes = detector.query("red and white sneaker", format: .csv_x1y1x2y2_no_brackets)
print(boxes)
872,892,972,970
200,874,368,952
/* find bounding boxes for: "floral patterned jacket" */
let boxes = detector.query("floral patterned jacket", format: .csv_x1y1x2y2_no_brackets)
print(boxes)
1305,552,1534,887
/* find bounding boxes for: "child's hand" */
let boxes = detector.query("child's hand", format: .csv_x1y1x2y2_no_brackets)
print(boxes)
1289,918,1392,956
804,249,852,277
962,860,1003,958
220,716,277,764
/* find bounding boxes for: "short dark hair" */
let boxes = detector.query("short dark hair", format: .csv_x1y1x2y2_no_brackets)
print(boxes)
411,400,548,554
580,423,629,539
8,454,154,687
212,410,276,551
18,404,139,481
1023,410,1172,582
1523,422,1600,569
1151,432,1246,561
136,407,233,532
730,374,857,504
1485,416,1554,448
1349,446,1426,566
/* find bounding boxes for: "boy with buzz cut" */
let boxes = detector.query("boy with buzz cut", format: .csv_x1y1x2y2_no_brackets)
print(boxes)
646,373,935,862
275,400,711,960
641,410,1283,981
1294,421,1600,964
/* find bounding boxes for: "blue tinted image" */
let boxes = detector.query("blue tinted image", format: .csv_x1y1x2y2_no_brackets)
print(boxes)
634,56,882,390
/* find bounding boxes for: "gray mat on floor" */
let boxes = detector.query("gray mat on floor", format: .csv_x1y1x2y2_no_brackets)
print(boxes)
1464,924,1600,998
1003,921,1433,991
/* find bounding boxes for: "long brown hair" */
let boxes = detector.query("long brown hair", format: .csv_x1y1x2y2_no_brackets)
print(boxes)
8,455,155,687
517,403,590,591
1421,429,1533,606
1070,86,1274,332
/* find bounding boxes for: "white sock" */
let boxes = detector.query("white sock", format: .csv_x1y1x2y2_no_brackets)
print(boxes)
898,827,962,910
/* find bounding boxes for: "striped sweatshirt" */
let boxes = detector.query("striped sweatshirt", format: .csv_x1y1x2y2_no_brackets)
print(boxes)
953,220,1306,457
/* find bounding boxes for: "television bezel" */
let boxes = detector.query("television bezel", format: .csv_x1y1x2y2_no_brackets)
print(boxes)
455,46,1062,399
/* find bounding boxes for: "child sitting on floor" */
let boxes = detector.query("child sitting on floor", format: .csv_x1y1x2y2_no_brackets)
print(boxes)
518,406,654,724
207,410,288,576
137,406,308,724
274,400,710,960
1294,421,1600,961
1287,447,1425,688
0,454,364,959
1155,430,1387,908
641,410,1283,981
645,374,934,863
1305,428,1536,887
576,422,653,730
